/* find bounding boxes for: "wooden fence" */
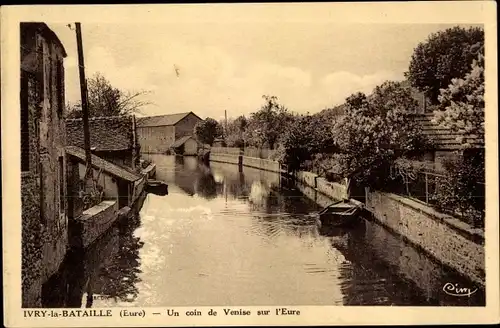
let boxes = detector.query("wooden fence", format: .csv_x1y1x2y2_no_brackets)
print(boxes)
210,147,242,155
243,147,277,160
210,147,277,160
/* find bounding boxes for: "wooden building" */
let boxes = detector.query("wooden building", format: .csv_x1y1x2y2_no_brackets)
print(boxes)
136,112,202,154
170,135,203,156
65,146,144,248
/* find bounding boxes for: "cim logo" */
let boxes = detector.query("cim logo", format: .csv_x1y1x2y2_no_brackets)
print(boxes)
442,282,478,297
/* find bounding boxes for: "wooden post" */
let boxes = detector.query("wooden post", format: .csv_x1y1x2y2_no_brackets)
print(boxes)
425,172,429,204
75,22,92,176
225,109,228,135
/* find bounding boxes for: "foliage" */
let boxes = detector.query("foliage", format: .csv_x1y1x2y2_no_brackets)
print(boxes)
332,81,427,187
66,73,152,118
278,113,338,172
225,115,248,148
194,117,224,146
405,26,484,104
430,151,485,228
244,95,293,149
277,115,315,172
317,104,345,119
433,51,485,147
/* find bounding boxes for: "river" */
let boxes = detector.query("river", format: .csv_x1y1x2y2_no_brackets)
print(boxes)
41,154,485,307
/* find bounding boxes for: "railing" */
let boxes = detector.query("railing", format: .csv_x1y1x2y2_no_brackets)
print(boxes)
383,170,485,225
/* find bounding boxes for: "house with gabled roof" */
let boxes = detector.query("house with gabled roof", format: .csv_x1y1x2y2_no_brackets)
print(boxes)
66,115,140,170
136,111,202,154
403,81,484,171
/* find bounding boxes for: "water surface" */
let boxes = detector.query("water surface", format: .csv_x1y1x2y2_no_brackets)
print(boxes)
42,155,485,307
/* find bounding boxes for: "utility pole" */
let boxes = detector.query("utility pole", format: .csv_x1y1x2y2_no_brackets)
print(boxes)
75,22,92,174
225,109,228,141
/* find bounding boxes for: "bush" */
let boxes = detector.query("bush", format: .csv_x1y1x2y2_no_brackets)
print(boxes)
332,82,428,188
431,152,485,228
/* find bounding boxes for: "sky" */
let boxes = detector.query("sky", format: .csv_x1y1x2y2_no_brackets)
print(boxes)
49,22,459,120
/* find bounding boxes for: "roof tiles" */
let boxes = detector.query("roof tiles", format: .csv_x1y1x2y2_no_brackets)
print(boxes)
66,116,134,152
136,112,200,127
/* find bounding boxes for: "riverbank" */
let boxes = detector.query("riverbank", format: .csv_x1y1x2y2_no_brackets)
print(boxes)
208,152,485,287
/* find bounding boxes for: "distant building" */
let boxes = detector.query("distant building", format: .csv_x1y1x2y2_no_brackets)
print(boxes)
404,80,484,170
20,22,68,307
136,112,202,154
413,113,484,170
171,135,205,156
66,115,140,170
212,138,227,147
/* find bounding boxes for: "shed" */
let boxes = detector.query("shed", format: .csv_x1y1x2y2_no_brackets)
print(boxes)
66,146,142,209
170,135,201,156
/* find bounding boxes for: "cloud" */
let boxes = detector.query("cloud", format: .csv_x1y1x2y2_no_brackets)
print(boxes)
63,33,404,120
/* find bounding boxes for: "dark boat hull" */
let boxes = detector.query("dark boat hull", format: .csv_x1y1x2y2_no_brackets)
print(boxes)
318,200,361,227
319,210,360,227
145,180,168,196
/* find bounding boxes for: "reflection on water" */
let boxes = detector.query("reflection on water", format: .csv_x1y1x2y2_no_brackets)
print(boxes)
42,155,485,307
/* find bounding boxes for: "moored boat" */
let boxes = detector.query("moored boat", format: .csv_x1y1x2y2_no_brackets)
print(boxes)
317,200,361,227
145,180,169,196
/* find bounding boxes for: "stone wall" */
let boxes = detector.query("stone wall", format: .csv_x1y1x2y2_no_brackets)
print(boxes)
73,200,119,248
317,177,348,201
365,190,485,286
242,156,281,173
21,173,42,307
209,154,347,201
21,23,69,307
296,171,348,201
210,153,241,165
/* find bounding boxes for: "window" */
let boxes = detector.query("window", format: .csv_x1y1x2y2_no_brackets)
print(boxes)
21,70,30,172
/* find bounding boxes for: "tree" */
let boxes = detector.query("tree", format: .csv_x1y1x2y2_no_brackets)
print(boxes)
277,115,316,172
225,115,248,148
405,26,484,104
194,117,224,146
331,81,427,187
431,51,485,227
244,95,293,149
434,51,484,147
67,72,151,118
278,112,338,173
